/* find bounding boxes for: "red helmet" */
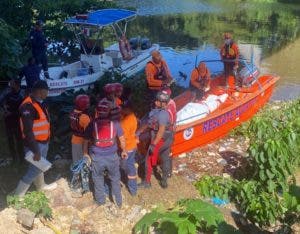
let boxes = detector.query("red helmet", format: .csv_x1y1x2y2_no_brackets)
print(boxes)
161,87,172,96
114,83,123,92
103,83,115,95
96,99,110,119
75,94,90,111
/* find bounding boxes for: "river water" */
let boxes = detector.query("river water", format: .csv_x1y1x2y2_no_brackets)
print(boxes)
118,0,300,100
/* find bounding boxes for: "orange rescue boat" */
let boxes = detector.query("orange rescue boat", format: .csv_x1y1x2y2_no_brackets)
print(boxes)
171,73,279,156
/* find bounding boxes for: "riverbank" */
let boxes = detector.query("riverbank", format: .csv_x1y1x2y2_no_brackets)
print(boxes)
0,100,299,233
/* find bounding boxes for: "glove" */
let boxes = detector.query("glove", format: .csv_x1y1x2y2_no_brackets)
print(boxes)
148,144,156,155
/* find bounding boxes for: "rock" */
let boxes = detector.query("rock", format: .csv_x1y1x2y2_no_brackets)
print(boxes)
291,222,300,234
217,158,227,165
222,173,231,178
141,209,147,215
17,208,35,228
207,152,216,156
178,153,187,158
219,146,226,152
30,227,54,234
126,205,142,222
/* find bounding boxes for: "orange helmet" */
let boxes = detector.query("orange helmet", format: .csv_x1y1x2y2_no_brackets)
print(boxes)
75,94,90,111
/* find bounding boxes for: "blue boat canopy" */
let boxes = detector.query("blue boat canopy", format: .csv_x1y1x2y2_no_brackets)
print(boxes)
64,9,136,27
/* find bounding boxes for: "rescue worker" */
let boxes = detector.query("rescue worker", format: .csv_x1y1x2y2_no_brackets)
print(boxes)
70,94,91,163
14,80,57,196
190,62,211,100
96,83,122,121
29,20,49,79
220,32,239,89
120,101,138,196
19,57,41,91
161,87,177,178
138,91,173,189
83,104,127,207
0,78,24,163
145,50,173,106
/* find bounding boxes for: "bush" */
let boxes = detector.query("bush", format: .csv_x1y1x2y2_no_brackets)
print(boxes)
7,191,52,219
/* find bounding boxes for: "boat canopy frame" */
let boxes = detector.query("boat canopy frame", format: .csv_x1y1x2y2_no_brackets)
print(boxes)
64,9,137,55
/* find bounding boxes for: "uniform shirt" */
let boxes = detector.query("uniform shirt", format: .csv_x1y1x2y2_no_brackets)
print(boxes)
19,64,41,88
19,97,50,154
0,89,24,121
145,60,171,90
120,112,138,151
84,120,124,160
148,108,171,139
71,110,91,144
30,29,47,56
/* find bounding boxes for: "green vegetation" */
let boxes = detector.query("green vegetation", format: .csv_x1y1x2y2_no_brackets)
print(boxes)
195,99,300,229
7,191,52,219
133,199,240,234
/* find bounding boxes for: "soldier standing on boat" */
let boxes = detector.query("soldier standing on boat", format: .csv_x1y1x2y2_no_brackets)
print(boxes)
190,62,211,100
145,50,173,107
19,57,41,92
220,32,240,89
29,20,50,79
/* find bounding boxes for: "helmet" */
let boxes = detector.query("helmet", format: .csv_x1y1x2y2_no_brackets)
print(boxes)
114,83,123,93
103,83,115,95
156,91,170,103
161,87,172,96
75,94,90,111
96,99,110,119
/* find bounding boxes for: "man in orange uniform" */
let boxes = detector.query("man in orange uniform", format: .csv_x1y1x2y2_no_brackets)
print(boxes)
14,80,57,196
190,62,211,100
145,50,173,105
70,94,91,163
120,101,138,196
220,32,239,89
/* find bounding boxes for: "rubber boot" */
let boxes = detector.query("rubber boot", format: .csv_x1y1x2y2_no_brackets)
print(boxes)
14,180,30,197
34,173,57,191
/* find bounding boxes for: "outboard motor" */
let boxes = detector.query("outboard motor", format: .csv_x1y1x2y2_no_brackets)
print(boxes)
129,37,140,50
141,38,151,50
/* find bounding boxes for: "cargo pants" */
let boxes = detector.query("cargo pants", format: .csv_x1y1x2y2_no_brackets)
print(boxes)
91,153,122,206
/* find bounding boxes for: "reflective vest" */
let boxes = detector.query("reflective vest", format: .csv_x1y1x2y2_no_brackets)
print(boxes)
167,99,177,130
93,119,116,148
20,96,50,141
70,110,88,137
147,61,168,81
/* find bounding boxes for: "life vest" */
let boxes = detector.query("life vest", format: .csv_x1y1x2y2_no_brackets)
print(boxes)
196,67,209,82
147,61,168,81
222,42,237,59
93,119,116,148
119,37,132,60
20,96,50,141
70,110,88,137
167,99,177,130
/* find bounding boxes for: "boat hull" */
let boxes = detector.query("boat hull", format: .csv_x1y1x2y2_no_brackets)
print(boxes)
171,75,279,156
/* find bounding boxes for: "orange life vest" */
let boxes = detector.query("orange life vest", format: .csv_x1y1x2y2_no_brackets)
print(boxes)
20,96,50,141
147,61,168,81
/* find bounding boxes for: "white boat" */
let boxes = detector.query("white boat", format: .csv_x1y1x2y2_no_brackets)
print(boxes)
24,9,159,96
